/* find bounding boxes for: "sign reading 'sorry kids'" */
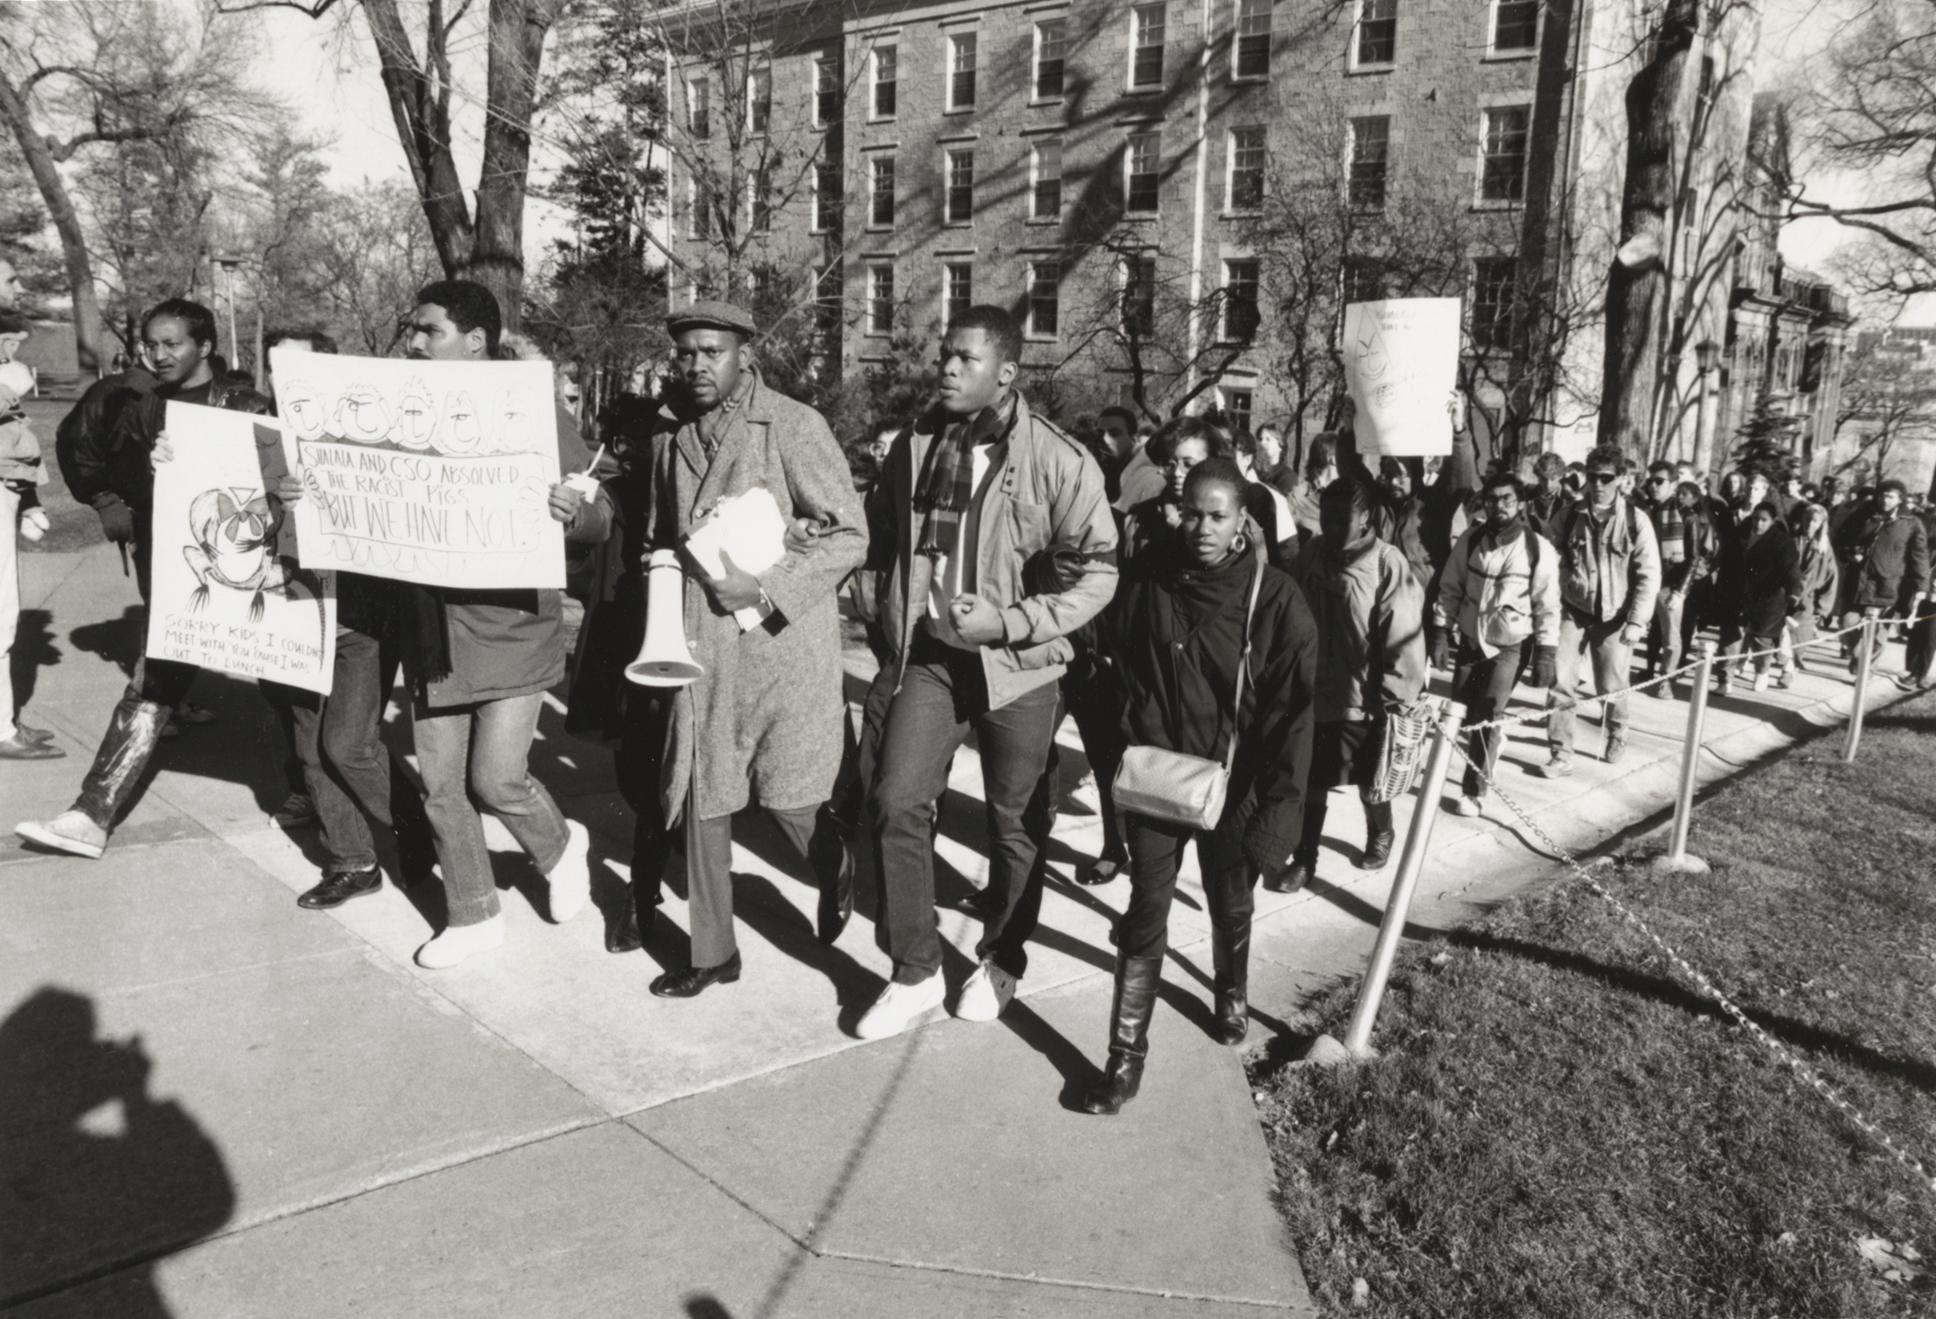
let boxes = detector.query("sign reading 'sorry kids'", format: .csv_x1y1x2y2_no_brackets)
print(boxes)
146,401,337,694
271,348,564,590
1342,298,1462,458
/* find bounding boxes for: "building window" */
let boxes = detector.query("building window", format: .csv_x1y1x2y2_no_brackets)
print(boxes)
1492,0,1538,50
1471,257,1515,348
1480,106,1530,203
867,264,895,335
688,77,710,140
1122,255,1157,335
1223,386,1254,433
1130,4,1166,88
812,264,841,352
1222,259,1260,343
687,176,711,241
1348,116,1389,210
1028,262,1061,336
1031,139,1063,219
944,261,974,324
948,31,978,110
1126,131,1161,212
748,67,771,134
814,53,840,127
1227,125,1266,211
1233,0,1272,78
749,168,773,233
944,148,975,224
869,155,895,227
872,45,898,118
1035,19,1067,98
813,160,841,232
1342,256,1385,305
1355,0,1396,66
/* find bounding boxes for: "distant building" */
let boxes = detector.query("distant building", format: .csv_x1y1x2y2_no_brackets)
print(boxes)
660,0,1758,461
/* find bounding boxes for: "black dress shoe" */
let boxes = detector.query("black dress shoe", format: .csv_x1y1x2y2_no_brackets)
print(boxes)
607,904,651,954
814,839,854,945
297,865,383,910
1264,859,1314,894
1078,852,1126,886
1358,831,1395,871
650,952,742,998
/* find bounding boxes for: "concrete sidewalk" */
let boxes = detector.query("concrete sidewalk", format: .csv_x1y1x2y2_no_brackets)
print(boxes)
1,534,1908,1318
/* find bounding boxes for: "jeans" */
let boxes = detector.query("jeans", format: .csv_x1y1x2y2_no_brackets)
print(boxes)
1649,588,1685,678
870,637,1061,982
1547,609,1632,755
1452,637,1524,799
1118,805,1254,962
414,692,569,927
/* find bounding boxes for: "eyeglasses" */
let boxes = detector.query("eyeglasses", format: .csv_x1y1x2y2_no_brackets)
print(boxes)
1647,475,1671,485
1585,471,1619,484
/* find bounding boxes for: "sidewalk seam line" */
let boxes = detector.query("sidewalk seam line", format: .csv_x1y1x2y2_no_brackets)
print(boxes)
813,1249,1306,1309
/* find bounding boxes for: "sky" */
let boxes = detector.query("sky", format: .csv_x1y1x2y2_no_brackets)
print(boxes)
241,0,1922,321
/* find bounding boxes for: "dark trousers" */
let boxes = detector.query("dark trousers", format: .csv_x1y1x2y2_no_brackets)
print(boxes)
1452,637,1525,799
614,686,671,923
1054,652,1125,863
683,800,819,967
871,638,1061,983
294,624,430,872
1118,807,1255,962
73,651,199,830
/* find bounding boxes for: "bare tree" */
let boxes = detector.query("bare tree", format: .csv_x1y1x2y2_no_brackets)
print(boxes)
310,178,442,355
1831,334,1936,484
0,0,268,370
218,0,572,330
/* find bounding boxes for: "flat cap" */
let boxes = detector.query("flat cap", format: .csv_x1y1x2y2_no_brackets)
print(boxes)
666,299,757,339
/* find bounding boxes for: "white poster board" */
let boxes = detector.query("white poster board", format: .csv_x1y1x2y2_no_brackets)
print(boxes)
1342,298,1462,458
145,401,337,693
271,349,564,590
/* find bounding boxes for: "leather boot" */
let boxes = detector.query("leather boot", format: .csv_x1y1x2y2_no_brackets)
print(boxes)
1358,799,1395,870
1081,954,1162,1116
1210,920,1251,1046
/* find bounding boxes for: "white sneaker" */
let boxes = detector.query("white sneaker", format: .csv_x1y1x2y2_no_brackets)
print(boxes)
415,914,505,969
546,821,591,923
954,961,1018,1022
1454,795,1483,818
15,810,108,859
855,971,946,1040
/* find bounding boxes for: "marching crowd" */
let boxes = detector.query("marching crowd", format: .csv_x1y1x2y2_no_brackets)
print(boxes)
2,271,1932,1116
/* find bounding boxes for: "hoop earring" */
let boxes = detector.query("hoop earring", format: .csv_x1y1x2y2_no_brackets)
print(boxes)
1232,533,1248,555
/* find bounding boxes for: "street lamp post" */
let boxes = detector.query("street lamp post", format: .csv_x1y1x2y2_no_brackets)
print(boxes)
213,256,243,370
1693,337,1721,469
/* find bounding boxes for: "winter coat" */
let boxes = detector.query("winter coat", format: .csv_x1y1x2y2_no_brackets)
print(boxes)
420,404,613,709
870,389,1117,712
1792,537,1838,642
1101,544,1316,865
644,369,866,824
1289,536,1426,722
1437,516,1561,657
1836,506,1930,616
58,373,267,516
1727,522,1802,640
1550,495,1661,627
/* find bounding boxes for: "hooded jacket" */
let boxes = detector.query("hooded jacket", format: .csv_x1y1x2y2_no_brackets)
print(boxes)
1289,536,1426,722
1437,514,1561,657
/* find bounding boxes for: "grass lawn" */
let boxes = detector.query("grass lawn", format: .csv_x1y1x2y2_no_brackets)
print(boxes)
1257,689,1936,1318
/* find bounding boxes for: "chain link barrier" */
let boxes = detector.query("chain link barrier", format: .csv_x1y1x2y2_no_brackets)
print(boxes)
1438,718,1936,1198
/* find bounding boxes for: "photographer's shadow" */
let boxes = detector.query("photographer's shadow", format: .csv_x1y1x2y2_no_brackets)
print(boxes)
0,987,234,1314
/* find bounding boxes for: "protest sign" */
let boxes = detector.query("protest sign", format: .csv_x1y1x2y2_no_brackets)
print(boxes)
270,349,564,590
145,401,336,694
1342,298,1462,457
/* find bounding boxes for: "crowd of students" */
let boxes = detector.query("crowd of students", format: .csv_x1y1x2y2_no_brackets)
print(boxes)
3,280,1931,1115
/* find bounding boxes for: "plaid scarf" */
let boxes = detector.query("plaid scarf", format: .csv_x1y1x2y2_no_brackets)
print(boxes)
915,397,1014,557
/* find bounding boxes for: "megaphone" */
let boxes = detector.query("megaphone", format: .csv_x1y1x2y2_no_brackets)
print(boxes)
625,549,704,688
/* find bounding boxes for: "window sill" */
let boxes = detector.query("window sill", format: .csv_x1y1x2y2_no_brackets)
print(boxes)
1123,82,1165,96
1030,95,1065,107
1024,333,1060,343
1120,210,1160,221
1220,208,1263,221
942,219,974,229
1026,215,1061,225
867,114,898,125
866,222,896,232
943,105,977,116
1346,63,1395,76
1481,47,1538,61
1471,198,1524,212
1229,73,1269,85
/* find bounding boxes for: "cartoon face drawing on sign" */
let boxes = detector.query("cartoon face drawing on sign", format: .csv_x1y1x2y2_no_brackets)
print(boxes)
334,385,393,443
441,391,486,455
1354,320,1391,383
492,388,532,456
278,380,329,441
394,378,438,449
181,488,324,626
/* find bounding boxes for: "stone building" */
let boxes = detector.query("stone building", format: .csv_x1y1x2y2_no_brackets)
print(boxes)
659,0,1761,460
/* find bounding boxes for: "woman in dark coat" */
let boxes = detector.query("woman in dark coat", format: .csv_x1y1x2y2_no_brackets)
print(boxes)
1717,502,1801,694
1083,458,1317,1116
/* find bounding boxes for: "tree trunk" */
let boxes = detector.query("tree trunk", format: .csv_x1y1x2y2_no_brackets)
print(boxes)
1597,0,1697,461
0,66,108,374
468,0,567,333
360,0,477,280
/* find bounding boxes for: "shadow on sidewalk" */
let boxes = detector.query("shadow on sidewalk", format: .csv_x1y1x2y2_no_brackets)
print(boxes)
10,607,57,713
0,986,234,1314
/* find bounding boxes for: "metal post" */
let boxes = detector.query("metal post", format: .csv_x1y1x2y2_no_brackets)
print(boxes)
1653,641,1713,875
1844,609,1880,763
1337,702,1467,1058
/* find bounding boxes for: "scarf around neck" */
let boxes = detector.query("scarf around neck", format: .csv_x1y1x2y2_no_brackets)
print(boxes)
915,395,1015,557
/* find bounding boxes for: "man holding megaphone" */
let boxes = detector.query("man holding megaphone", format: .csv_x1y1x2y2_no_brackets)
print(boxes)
636,300,866,1000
